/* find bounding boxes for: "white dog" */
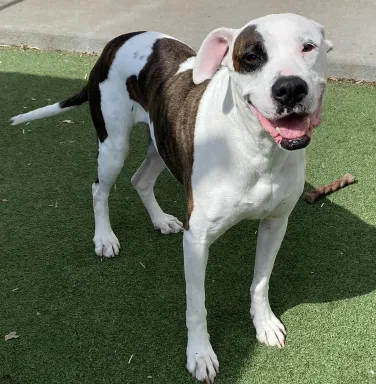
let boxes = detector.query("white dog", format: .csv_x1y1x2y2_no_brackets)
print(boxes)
11,13,333,383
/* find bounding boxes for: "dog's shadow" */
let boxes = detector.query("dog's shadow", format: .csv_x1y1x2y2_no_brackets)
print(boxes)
2,71,376,384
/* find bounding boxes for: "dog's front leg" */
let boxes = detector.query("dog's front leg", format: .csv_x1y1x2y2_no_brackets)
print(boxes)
251,216,288,348
184,230,219,383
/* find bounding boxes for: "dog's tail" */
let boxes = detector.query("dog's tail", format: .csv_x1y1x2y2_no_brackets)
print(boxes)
10,85,88,126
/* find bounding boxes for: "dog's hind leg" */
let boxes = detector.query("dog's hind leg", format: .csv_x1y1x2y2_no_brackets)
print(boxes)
90,81,133,258
131,137,183,234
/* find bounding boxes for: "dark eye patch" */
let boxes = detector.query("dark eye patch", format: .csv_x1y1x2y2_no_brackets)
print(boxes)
240,42,268,71
233,25,268,73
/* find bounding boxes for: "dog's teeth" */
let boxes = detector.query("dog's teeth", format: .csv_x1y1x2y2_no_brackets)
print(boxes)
276,127,281,134
306,117,311,127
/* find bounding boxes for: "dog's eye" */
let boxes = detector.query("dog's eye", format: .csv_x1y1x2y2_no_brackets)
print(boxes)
244,54,259,63
302,43,316,53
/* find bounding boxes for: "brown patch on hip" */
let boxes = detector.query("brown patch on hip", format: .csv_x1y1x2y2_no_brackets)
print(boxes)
126,75,148,111
88,32,145,142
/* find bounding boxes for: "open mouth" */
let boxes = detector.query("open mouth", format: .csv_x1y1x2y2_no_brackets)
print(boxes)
249,99,323,151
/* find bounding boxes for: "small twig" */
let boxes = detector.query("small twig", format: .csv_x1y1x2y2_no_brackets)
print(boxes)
128,354,134,364
304,173,356,203
139,262,146,269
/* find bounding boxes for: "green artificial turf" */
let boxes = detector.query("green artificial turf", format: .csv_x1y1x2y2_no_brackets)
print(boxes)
1,47,376,384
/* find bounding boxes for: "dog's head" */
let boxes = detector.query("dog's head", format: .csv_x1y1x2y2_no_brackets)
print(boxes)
193,13,333,150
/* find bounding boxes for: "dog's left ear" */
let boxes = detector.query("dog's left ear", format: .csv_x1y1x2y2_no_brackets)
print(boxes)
193,27,236,85
312,20,334,53
325,40,334,53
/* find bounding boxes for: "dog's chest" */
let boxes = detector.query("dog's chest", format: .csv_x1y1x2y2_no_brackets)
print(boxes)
191,105,306,224
211,151,305,223
239,168,304,219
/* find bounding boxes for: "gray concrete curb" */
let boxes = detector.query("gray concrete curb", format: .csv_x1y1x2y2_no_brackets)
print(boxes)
1,0,376,80
1,25,376,82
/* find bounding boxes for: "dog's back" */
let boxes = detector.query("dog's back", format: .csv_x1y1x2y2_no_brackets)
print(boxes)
98,32,208,185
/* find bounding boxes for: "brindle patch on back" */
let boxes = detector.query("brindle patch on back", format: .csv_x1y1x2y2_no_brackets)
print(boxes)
126,38,209,228
88,32,145,142
233,25,268,74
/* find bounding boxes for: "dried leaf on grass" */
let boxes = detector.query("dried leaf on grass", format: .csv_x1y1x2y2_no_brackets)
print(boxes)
59,140,75,144
4,332,19,341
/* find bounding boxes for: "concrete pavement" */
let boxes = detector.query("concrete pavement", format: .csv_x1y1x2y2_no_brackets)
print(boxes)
0,0,375,80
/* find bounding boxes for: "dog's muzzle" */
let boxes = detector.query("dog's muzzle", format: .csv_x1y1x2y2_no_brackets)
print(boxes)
272,76,308,112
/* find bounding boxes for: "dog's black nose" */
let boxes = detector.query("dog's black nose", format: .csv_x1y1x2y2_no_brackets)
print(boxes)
272,76,308,108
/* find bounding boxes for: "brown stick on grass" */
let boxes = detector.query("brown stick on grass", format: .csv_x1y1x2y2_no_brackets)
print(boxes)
303,173,356,204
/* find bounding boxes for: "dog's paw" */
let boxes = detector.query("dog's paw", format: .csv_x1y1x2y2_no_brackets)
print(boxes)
187,339,219,383
93,231,120,258
152,214,183,234
252,309,286,348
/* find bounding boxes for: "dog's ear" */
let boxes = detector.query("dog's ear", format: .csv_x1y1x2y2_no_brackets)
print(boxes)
312,20,334,53
325,40,334,53
193,27,236,85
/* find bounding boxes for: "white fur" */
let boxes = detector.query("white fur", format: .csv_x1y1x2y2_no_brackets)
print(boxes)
176,56,196,74
10,14,332,383
185,14,330,382
92,32,184,256
10,103,74,125
183,68,307,378
112,31,166,78
131,142,183,234
237,14,328,119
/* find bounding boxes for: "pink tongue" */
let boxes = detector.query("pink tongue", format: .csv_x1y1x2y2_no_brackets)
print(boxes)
276,115,308,139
